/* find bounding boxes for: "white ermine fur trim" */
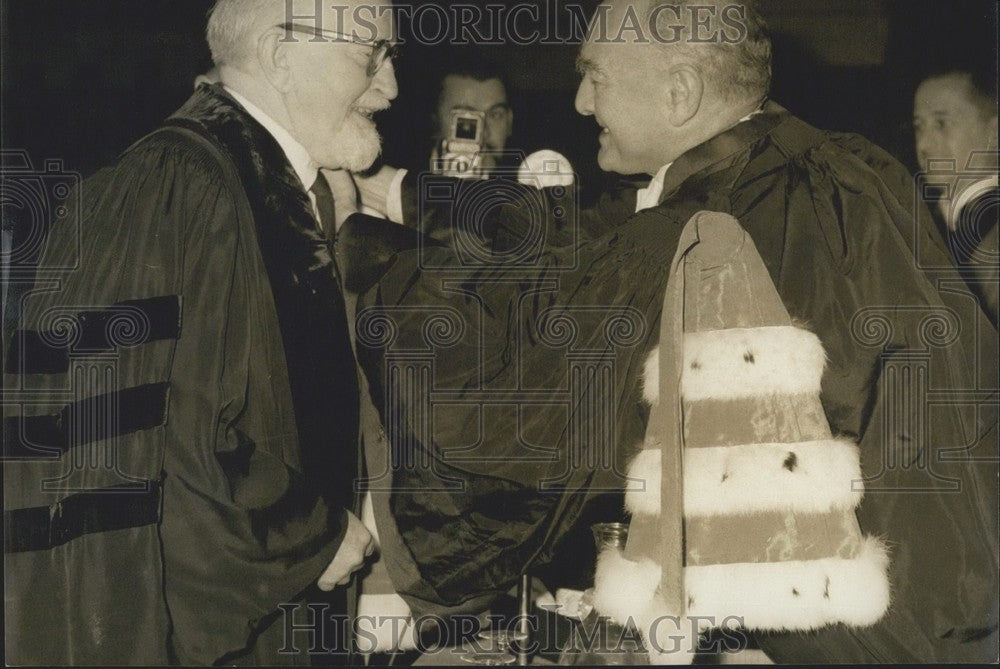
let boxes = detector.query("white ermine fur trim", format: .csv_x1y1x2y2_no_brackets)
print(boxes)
593,538,890,639
592,547,660,627
684,439,864,516
685,536,891,631
643,326,824,403
624,440,864,517
681,326,825,401
642,347,660,406
625,447,662,515
593,551,697,665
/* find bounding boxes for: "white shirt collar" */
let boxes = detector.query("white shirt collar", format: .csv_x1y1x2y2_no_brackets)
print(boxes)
224,86,319,191
635,163,672,213
634,107,766,214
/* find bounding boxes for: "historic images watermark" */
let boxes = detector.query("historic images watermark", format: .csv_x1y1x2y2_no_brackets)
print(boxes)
280,1,751,47
276,605,749,656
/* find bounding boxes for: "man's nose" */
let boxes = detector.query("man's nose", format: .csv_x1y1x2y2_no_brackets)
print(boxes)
574,78,594,116
373,59,398,101
914,126,942,161
483,115,499,138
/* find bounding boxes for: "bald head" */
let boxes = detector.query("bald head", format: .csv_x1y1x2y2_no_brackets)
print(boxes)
575,0,771,174
207,0,384,71
207,0,281,70
640,0,771,105
204,0,398,171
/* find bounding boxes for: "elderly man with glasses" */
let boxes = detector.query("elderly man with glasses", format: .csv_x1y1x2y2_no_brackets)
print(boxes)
4,0,397,665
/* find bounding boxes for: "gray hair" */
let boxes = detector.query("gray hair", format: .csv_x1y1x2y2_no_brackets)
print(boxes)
206,0,284,68
645,0,772,104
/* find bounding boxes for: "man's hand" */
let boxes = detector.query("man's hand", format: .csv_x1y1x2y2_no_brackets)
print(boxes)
353,165,401,217
317,511,374,591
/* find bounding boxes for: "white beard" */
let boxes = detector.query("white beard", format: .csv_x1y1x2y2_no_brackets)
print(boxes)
331,110,383,171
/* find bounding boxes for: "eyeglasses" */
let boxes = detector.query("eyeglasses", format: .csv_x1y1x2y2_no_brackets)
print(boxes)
277,23,399,77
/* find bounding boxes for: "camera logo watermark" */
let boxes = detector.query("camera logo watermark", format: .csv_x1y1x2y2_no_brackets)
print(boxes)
2,150,158,493
911,151,1000,272
415,160,580,272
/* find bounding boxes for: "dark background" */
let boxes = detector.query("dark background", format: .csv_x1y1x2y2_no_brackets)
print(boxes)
1,0,997,197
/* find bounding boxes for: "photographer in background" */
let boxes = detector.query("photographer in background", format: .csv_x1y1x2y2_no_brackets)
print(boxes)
429,58,515,178
913,65,998,326
354,54,575,235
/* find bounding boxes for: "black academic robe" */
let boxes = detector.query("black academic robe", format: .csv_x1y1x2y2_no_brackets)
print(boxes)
3,84,359,665
350,100,998,662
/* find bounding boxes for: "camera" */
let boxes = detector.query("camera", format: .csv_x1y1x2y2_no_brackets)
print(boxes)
432,109,487,179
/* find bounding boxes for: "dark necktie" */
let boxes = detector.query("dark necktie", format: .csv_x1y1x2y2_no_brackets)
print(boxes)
309,172,349,288
309,172,337,243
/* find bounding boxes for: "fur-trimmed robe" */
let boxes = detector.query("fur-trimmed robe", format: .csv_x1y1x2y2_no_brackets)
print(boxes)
592,213,890,663
352,100,997,663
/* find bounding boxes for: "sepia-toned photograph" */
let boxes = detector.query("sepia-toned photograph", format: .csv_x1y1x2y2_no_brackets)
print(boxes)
2,0,997,665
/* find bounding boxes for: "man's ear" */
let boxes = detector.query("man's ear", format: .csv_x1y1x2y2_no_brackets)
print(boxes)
257,27,293,92
989,115,998,150
665,63,703,126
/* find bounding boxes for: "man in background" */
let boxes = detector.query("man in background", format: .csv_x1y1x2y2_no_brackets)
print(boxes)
914,66,998,325
4,0,396,663
429,58,516,177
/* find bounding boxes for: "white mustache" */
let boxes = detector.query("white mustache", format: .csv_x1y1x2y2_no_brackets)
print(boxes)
354,99,390,114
